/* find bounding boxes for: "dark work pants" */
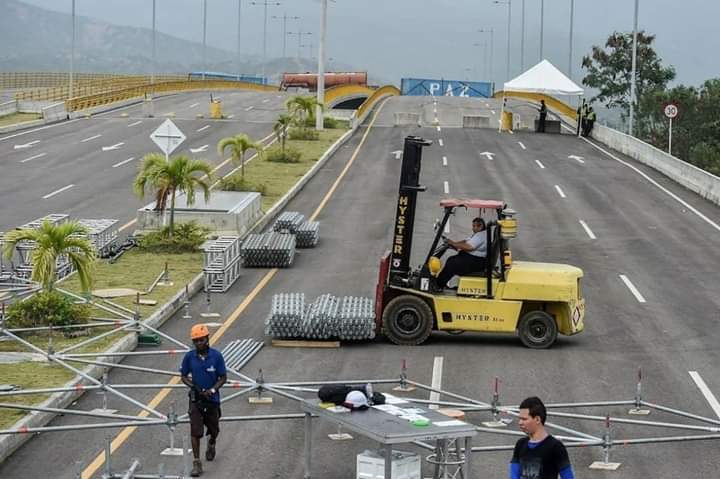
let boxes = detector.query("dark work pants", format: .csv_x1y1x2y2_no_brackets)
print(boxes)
538,113,547,132
437,252,487,289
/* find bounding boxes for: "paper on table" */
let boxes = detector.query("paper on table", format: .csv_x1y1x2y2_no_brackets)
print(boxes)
433,420,466,427
372,404,405,416
401,408,426,414
400,414,428,422
328,406,350,413
383,394,409,405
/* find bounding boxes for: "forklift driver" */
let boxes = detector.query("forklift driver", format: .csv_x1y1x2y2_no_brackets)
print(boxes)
436,218,488,289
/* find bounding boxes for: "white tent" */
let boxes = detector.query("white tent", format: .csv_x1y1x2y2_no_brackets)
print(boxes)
503,59,584,96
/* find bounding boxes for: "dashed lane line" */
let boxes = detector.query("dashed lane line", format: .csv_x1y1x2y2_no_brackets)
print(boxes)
535,160,546,169
81,134,102,143
245,106,255,112
689,372,720,420
619,274,647,303
42,184,74,199
443,181,450,194
554,185,567,198
20,152,47,163
127,120,142,127
112,157,136,168
518,141,526,150
442,156,448,167
579,220,597,239
438,139,444,147
189,102,199,109
196,125,211,132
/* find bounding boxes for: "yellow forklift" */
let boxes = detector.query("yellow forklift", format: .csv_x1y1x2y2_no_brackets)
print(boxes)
375,137,585,348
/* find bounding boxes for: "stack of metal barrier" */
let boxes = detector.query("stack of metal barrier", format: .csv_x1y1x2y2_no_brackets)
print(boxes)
338,296,376,340
273,211,305,233
295,221,320,248
6,214,72,280
302,294,340,339
203,236,242,293
76,219,119,257
241,232,296,268
265,292,305,337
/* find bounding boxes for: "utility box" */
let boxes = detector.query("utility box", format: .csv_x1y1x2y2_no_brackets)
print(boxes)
210,100,223,119
356,449,421,479
501,111,513,131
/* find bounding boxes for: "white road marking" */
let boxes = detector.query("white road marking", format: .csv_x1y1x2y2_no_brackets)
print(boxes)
479,152,495,160
443,181,450,194
485,103,490,107
81,134,102,143
579,220,597,239
262,98,270,103
438,139,444,147
568,154,585,163
689,371,720,419
245,106,254,112
554,185,567,198
580,136,720,232
442,156,448,167
112,157,136,168
20,152,47,163
127,120,142,127
535,160,546,169
391,150,403,160
276,95,282,99
13,140,40,150
508,130,514,135
190,145,209,154
0,120,79,142
491,110,496,115
42,184,74,199
518,141,526,150
444,222,450,234
227,114,235,119
196,125,211,132
429,356,444,410
436,126,441,132
101,142,124,152
619,274,647,303
189,102,200,109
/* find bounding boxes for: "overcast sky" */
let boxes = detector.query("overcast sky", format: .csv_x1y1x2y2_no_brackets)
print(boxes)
20,0,719,87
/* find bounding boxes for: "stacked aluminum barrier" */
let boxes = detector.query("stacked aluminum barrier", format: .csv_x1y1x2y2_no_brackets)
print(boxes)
265,293,305,337
76,219,119,257
273,212,305,233
220,338,264,371
241,232,296,268
295,221,320,248
203,236,242,293
3,214,73,280
265,293,376,341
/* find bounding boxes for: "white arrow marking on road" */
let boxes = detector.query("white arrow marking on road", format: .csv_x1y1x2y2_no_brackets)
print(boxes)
554,185,567,198
518,141,526,150
245,106,254,112
127,120,142,127
438,139,444,147
480,152,495,160
189,102,200,109
619,274,646,303
391,150,403,160
689,372,720,419
535,160,546,169
20,152,47,163
579,220,597,239
42,184,74,199
442,156,448,167
569,155,585,163
13,140,40,149
81,134,102,143
443,181,450,194
112,157,136,168
190,145,209,154
102,142,124,152
196,125,211,132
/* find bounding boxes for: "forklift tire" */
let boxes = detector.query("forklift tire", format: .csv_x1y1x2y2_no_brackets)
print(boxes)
382,295,433,346
517,311,558,349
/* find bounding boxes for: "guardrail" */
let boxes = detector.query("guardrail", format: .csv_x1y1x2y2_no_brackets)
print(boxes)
14,75,188,102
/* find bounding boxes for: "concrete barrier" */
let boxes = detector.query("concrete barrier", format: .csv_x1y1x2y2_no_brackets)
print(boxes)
394,112,421,127
462,115,490,129
41,102,67,123
592,123,720,206
0,100,17,117
535,119,562,134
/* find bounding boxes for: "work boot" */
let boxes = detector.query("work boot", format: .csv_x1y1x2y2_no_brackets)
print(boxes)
191,459,203,477
206,438,216,461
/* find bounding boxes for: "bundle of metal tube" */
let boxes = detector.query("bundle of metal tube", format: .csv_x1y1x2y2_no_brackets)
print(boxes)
273,211,306,234
338,296,376,340
220,338,264,371
241,232,296,268
303,294,340,339
265,292,305,337
295,220,320,248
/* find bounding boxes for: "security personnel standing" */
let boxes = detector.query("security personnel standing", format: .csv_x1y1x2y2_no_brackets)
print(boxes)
181,324,227,477
584,107,597,137
537,100,548,133
576,100,587,136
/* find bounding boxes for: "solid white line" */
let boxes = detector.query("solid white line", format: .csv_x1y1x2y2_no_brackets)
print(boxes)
20,152,47,163
81,134,102,142
554,185,567,198
0,120,79,142
619,274,647,303
535,160,545,169
189,102,199,108
196,125,211,132
442,156,448,167
429,356,444,410
689,371,720,419
579,220,597,239
245,106,254,112
438,139,444,147
112,157,136,168
42,184,74,199
127,120,142,127
580,137,720,233
518,141,526,150
443,181,450,194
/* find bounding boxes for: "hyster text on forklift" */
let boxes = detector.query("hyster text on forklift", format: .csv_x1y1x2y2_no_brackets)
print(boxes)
375,136,586,349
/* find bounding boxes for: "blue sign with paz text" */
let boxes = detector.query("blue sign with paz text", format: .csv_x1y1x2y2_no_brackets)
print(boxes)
401,78,494,98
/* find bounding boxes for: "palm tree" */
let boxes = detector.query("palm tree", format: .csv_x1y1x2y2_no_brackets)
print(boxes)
217,134,263,179
274,113,293,154
134,153,213,237
2,221,96,292
286,95,323,125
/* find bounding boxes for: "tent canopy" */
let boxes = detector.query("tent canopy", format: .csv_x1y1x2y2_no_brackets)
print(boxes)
503,60,584,96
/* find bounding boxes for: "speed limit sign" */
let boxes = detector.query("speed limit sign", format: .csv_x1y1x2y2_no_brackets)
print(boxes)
664,103,679,119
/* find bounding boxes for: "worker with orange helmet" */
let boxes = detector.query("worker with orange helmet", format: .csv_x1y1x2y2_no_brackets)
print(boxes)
181,324,227,477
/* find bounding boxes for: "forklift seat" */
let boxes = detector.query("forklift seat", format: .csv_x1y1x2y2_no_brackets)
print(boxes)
464,224,501,277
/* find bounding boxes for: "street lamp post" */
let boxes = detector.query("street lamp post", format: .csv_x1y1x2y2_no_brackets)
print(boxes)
288,31,312,59
520,0,525,70
151,0,156,85
629,0,640,136
237,0,242,78
202,0,207,80
251,1,281,82
316,0,327,130
568,0,574,80
493,0,512,82
272,14,300,59
472,43,487,79
69,0,76,99
478,28,494,83
540,0,544,60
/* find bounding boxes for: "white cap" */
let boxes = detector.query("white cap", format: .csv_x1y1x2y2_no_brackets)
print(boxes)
344,390,369,409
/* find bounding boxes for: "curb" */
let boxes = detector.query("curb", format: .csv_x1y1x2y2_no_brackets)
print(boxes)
0,119,45,135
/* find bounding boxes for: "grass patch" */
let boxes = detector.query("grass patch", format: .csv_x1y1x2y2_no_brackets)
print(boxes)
0,112,42,127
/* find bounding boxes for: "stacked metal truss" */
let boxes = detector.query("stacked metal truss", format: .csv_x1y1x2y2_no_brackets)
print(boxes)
272,212,320,249
220,338,264,370
2,214,72,280
265,293,375,341
75,219,119,257
203,236,242,293
241,232,296,268
273,212,305,233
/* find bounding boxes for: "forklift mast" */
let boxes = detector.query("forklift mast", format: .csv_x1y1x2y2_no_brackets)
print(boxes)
389,136,431,278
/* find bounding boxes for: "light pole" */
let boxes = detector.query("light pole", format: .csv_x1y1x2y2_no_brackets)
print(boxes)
272,14,300,59
202,0,207,80
151,0,156,85
539,0,544,60
251,1,281,82
520,0,525,70
69,0,76,99
236,0,242,78
478,28,494,84
472,43,486,79
629,0,640,136
288,30,312,58
316,0,327,130
493,0,512,82
568,0,574,80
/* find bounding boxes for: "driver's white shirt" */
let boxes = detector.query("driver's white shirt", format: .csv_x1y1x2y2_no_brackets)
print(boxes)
465,231,487,258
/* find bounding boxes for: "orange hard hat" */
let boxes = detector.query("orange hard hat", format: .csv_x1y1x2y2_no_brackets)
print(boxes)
190,324,210,340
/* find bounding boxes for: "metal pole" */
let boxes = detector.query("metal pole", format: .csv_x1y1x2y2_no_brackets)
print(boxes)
70,0,75,99
668,117,672,154
315,0,327,130
263,0,268,80
629,0,639,136
202,0,207,80
152,0,156,85
506,0,512,81
569,0,575,80
282,15,287,58
539,0,544,60
490,29,494,86
520,0,525,70
237,0,242,77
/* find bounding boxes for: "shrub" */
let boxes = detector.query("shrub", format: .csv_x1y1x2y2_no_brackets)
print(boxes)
219,175,268,194
6,291,90,329
265,145,302,163
289,127,319,141
301,117,346,129
139,221,210,253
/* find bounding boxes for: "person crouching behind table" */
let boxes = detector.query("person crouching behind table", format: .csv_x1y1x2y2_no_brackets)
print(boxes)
436,217,488,290
181,324,227,477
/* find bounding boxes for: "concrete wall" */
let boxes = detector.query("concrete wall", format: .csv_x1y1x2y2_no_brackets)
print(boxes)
462,115,490,129
394,112,420,127
592,123,720,206
0,100,17,117
41,102,67,123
